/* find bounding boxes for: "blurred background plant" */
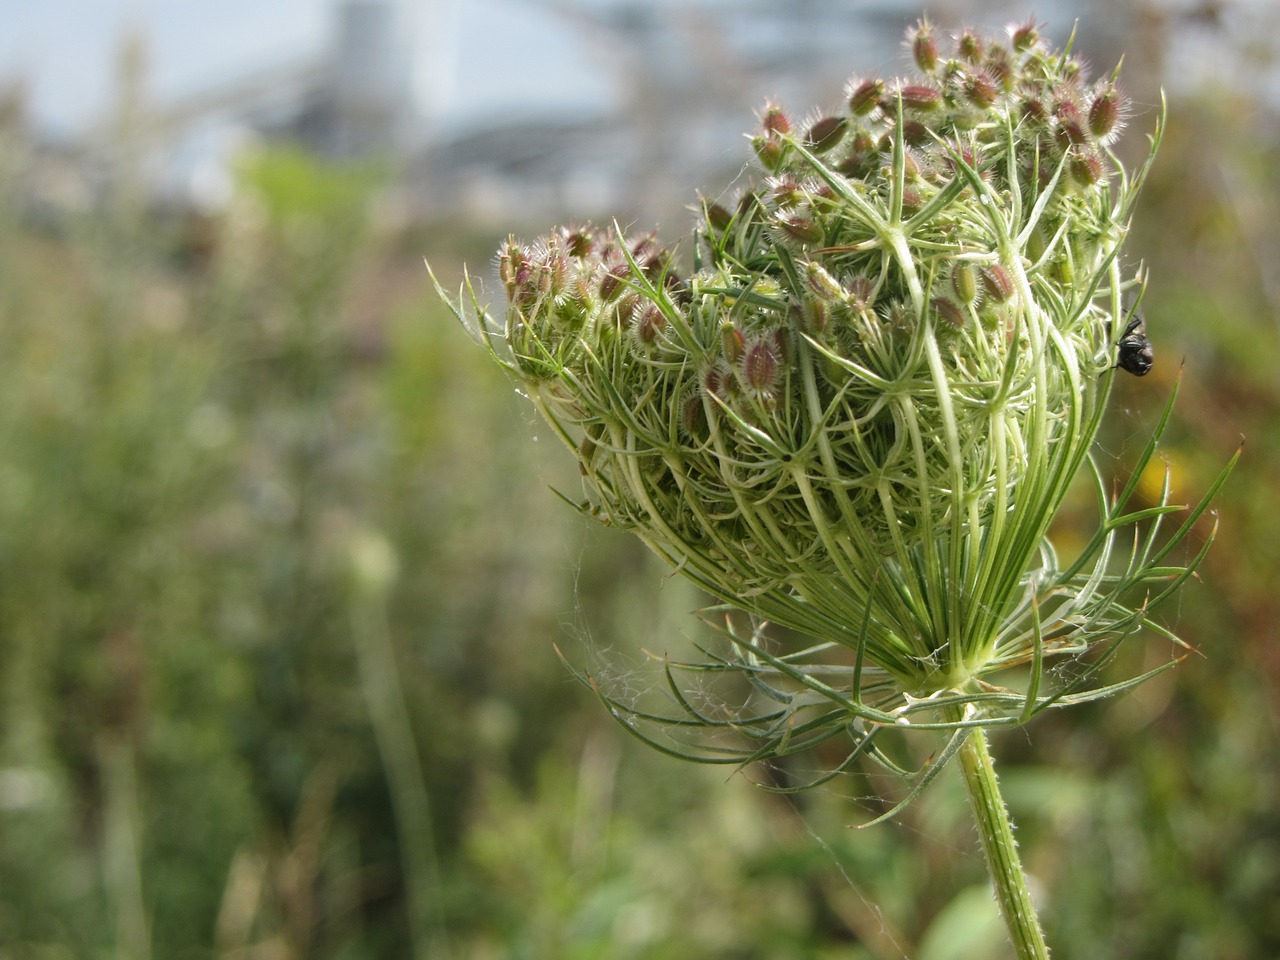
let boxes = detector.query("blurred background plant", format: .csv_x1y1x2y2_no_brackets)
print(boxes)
0,2,1276,958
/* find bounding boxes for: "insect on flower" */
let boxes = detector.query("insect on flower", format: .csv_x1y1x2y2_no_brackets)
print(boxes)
1117,306,1154,376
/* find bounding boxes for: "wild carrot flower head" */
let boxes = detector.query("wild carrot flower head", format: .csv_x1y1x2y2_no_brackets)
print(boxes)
437,21,1233,785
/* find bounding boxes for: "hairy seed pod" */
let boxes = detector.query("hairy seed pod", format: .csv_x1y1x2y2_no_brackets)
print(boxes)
848,77,886,116
721,324,745,364
741,336,781,393
806,115,848,154
951,263,978,303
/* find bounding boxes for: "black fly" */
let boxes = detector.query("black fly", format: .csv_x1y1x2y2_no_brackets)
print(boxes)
1116,304,1153,376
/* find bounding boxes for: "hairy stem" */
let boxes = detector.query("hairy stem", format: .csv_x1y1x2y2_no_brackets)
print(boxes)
956,722,1051,959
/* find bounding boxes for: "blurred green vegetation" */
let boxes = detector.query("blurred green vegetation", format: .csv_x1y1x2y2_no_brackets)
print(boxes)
1,43,1278,960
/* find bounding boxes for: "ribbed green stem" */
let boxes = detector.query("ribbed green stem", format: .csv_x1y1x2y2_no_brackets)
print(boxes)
956,724,1051,959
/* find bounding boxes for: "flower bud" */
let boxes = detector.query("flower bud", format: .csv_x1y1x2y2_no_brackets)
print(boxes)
1054,99,1089,150
703,200,733,232
837,129,878,177
701,364,734,402
848,77,886,116
560,226,593,258
1068,149,1106,187
806,115,848,154
846,275,876,311
680,392,705,437
803,297,829,334
980,264,1014,303
984,46,1015,91
741,335,781,393
752,135,785,171
895,84,943,112
951,263,978,303
964,71,999,108
933,296,966,329
957,29,984,64
779,215,823,245
908,19,939,73
533,245,567,297
598,262,628,302
803,260,845,301
760,103,792,136
770,327,792,364
1020,94,1050,128
722,324,745,364
631,234,665,273
610,293,639,329
1010,19,1040,51
499,236,528,279
1088,85,1123,140
902,120,930,146
767,173,806,206
634,304,666,346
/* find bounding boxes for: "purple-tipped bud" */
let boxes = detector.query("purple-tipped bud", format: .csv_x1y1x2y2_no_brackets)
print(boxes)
980,264,1014,303
803,261,844,302
680,393,705,437
741,336,781,392
803,297,829,334
631,234,664,271
894,84,943,111
702,364,734,401
760,103,792,136
752,135,786,171
767,173,806,206
1068,149,1106,187
964,71,999,108
902,120,930,146
1010,19,1040,52
957,29,985,64
498,240,527,295
848,78,886,116
941,138,985,178
722,324,745,364
770,328,792,364
634,305,666,345
534,249,567,297
704,200,733,232
837,129,878,177
909,19,940,73
598,263,629,302
1088,85,1122,139
846,276,876,311
779,215,823,245
612,293,639,329
560,226,594,258
1054,100,1090,150
806,115,848,154
1020,94,1049,127
933,296,967,329
984,46,1015,91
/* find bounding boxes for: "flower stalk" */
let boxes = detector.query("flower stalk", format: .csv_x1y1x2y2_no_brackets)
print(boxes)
434,16,1238,955
954,708,1050,960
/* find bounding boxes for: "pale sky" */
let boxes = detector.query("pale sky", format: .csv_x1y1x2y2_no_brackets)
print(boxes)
0,0,609,138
